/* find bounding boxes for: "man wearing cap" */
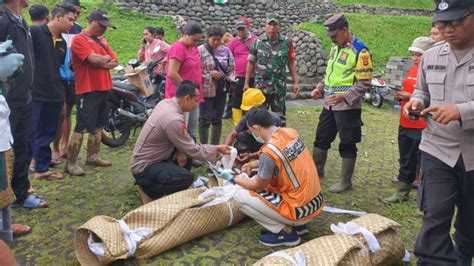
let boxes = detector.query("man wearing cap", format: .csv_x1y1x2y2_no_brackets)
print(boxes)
65,9,118,176
383,36,434,204
228,17,258,126
244,13,299,119
310,13,373,193
403,0,474,264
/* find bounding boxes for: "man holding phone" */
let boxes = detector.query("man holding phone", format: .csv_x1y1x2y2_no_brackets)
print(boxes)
404,0,474,264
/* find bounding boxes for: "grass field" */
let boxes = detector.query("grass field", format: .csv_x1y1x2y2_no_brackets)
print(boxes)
298,13,432,72
332,0,434,10
28,0,179,64
10,104,425,265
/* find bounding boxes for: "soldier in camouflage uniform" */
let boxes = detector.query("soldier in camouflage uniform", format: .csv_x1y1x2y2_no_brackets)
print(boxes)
244,13,299,118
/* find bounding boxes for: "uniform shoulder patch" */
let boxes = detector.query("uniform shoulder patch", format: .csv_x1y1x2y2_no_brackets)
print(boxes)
355,49,373,80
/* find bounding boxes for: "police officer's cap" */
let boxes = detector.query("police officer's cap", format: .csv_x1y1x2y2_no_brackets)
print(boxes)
433,0,474,22
324,14,349,37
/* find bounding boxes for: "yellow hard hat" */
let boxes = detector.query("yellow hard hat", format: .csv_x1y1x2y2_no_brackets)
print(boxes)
240,88,266,111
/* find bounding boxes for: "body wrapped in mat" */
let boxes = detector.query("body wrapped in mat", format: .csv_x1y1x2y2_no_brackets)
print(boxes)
75,186,245,265
254,214,405,266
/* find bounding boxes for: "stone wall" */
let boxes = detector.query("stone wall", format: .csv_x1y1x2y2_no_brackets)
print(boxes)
113,0,433,93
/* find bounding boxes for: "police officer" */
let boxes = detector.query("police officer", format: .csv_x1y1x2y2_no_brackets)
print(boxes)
243,13,300,118
311,14,373,193
404,1,474,264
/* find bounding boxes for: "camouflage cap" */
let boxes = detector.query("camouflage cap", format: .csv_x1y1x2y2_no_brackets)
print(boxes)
266,13,280,24
323,13,348,37
433,0,474,22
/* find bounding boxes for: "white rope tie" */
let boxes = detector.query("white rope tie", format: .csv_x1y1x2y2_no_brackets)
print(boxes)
117,220,152,257
330,221,381,253
267,250,306,266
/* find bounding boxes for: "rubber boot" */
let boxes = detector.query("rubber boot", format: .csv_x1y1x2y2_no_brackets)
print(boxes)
210,125,222,145
312,147,328,178
383,181,411,204
329,157,356,193
199,127,209,144
232,108,242,126
65,132,85,176
85,129,112,167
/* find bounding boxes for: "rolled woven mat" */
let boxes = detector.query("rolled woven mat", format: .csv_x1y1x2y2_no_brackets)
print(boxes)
75,187,245,265
254,213,405,266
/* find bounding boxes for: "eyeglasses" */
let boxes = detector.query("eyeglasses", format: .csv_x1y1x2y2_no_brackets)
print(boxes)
433,12,473,29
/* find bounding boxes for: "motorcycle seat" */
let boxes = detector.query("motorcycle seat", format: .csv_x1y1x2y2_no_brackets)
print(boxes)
113,80,139,94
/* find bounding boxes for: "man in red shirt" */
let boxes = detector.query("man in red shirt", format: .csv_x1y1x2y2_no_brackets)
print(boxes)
65,9,117,176
384,36,434,203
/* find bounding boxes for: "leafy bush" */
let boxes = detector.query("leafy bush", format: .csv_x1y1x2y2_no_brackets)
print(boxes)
332,0,434,10
298,13,432,72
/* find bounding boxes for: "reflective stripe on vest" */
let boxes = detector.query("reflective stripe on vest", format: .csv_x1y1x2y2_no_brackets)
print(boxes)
295,192,324,219
324,85,353,96
266,143,300,188
324,46,357,93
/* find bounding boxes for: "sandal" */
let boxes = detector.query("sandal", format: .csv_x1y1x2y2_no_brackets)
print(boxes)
50,157,62,166
12,224,32,236
34,171,64,180
19,194,49,209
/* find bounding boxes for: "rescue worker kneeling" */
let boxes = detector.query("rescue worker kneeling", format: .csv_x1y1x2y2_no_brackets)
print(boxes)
221,107,324,246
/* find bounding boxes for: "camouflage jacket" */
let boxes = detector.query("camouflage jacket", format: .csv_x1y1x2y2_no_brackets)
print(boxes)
248,34,295,96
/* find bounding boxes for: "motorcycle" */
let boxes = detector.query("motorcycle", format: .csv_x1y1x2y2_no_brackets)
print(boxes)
363,74,390,108
101,56,166,148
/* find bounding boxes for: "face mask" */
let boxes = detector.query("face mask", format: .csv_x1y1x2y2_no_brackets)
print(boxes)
252,132,265,144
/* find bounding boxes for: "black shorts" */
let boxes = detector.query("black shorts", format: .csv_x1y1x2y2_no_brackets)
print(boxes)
232,77,254,109
62,81,76,107
74,91,108,133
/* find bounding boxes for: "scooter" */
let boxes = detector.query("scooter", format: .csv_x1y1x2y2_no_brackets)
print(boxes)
364,74,390,108
101,55,166,148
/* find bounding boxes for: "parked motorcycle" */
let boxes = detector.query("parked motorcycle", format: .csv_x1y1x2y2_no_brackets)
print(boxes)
363,74,390,108
101,57,166,148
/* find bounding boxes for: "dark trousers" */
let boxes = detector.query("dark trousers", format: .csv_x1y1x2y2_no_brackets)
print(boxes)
414,152,474,265
398,126,422,184
199,87,226,128
313,108,362,158
30,101,63,173
133,160,193,199
8,104,32,202
232,77,254,109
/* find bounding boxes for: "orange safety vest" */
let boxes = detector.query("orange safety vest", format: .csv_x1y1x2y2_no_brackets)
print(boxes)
250,127,324,221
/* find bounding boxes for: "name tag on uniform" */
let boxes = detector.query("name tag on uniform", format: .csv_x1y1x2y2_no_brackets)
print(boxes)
427,65,447,71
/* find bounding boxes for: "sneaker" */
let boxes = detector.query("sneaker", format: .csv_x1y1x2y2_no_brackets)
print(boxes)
293,225,309,236
260,225,309,236
258,230,301,247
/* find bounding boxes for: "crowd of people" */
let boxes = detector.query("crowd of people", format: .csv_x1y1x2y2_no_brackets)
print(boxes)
0,0,473,264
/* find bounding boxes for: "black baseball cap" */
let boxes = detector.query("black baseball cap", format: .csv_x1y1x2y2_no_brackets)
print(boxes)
63,0,86,9
433,0,474,22
324,13,349,37
88,10,116,29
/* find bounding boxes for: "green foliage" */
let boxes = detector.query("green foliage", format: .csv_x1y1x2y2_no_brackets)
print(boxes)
27,0,179,64
297,13,432,72
332,0,434,10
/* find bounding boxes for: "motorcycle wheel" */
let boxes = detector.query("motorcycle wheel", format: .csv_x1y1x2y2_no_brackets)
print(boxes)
101,106,132,147
371,94,384,108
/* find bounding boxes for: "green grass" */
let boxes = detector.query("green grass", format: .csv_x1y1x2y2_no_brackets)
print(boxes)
297,13,432,72
9,104,423,265
332,0,434,10
27,0,179,64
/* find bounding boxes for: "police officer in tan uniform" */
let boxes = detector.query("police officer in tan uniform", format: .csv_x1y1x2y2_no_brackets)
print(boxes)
404,0,474,264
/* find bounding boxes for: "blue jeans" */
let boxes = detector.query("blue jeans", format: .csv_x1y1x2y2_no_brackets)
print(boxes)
184,105,199,138
30,101,63,173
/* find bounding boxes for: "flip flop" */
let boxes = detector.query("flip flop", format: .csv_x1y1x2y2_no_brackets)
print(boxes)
12,224,32,236
34,171,64,180
50,157,62,166
21,194,49,209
